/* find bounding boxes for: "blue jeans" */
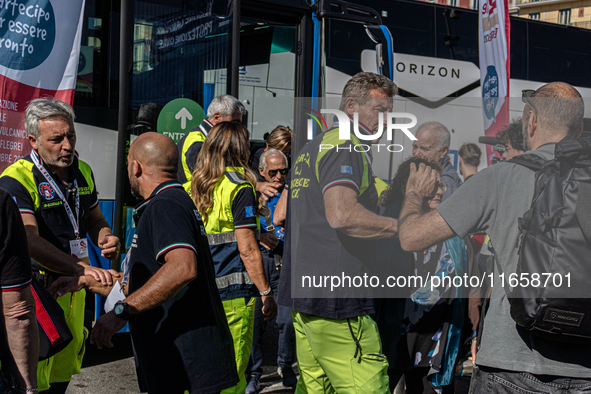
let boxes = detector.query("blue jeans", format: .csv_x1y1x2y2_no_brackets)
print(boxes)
469,366,591,394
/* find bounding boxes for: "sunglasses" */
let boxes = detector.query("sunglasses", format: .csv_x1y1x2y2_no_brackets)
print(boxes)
522,89,538,122
267,168,288,177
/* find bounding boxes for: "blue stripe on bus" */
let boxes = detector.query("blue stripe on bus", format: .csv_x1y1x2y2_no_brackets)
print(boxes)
380,25,394,79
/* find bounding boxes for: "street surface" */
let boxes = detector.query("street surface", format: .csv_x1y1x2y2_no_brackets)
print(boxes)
66,320,296,393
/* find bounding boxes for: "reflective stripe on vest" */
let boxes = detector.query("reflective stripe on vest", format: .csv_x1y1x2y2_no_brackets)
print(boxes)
216,271,253,289
206,229,261,245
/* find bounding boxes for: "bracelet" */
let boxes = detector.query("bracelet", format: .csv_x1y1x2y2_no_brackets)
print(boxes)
259,287,272,296
13,385,38,393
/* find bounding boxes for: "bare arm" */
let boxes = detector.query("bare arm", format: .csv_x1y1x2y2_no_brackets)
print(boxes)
236,228,277,321
1,287,39,390
87,206,120,261
22,213,116,285
90,248,198,349
273,189,287,227
49,272,124,298
125,248,197,313
398,163,456,251
324,185,398,239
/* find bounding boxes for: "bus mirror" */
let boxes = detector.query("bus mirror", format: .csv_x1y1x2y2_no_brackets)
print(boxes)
375,43,384,76
364,25,393,80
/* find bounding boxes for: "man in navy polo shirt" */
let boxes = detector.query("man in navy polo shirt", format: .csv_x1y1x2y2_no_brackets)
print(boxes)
51,133,238,394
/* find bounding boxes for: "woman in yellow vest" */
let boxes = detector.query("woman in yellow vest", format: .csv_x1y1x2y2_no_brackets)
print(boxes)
191,122,278,394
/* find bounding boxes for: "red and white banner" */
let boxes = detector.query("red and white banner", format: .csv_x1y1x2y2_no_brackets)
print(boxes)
0,0,85,172
479,0,510,165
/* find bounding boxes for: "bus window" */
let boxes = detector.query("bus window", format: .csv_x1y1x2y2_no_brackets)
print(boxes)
75,0,111,109
130,0,233,139
435,9,479,64
235,22,297,140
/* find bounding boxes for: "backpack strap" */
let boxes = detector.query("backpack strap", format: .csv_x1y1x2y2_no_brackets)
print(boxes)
576,181,591,245
509,153,548,172
555,135,591,163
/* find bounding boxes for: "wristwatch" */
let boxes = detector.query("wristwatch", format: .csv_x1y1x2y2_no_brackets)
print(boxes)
113,301,135,321
260,287,273,296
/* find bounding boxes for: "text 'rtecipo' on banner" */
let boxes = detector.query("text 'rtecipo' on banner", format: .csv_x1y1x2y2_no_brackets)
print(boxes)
0,0,85,172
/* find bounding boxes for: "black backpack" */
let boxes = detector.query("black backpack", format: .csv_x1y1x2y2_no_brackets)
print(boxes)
507,135,591,343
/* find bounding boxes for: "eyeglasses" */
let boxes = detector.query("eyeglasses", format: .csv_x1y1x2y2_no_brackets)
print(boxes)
267,168,288,177
522,89,538,122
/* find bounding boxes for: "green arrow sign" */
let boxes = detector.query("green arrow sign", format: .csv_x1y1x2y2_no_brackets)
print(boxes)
156,98,204,143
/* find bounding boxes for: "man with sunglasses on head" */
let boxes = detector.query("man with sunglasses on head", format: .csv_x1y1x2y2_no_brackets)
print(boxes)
398,83,591,393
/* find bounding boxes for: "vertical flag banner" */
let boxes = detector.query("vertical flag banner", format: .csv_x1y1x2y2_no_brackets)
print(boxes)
0,0,86,172
479,0,510,165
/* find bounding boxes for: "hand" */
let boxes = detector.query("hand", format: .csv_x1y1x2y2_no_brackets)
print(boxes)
406,163,438,200
99,234,120,260
256,182,282,201
471,338,478,366
90,311,127,350
259,233,279,251
261,294,278,321
49,276,89,298
79,265,120,286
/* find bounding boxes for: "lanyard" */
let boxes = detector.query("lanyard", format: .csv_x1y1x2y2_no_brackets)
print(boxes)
121,251,131,284
30,149,81,238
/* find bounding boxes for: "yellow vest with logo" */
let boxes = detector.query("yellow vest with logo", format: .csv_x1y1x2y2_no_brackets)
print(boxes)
202,167,260,301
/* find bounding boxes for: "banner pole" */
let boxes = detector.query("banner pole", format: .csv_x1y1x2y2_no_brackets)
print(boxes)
113,0,133,272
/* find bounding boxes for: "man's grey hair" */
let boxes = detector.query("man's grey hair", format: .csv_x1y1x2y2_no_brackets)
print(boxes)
206,95,246,119
260,148,287,173
339,72,398,111
415,121,451,151
25,98,75,138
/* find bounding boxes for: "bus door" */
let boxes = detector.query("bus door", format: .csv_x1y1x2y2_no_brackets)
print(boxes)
311,0,397,180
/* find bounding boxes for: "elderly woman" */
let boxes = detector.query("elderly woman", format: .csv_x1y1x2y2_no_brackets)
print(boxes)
191,121,278,394
378,156,470,394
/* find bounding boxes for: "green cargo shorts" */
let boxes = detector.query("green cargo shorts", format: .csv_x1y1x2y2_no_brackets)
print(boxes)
293,311,390,394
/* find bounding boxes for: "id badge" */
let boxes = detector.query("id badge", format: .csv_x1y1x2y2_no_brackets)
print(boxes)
70,238,89,261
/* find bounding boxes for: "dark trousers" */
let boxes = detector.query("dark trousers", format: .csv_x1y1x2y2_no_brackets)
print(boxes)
469,366,591,394
246,254,295,379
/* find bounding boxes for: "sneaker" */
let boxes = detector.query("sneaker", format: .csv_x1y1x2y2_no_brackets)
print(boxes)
245,376,260,394
278,366,298,388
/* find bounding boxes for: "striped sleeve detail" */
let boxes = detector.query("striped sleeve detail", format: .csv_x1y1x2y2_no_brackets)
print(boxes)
322,179,359,194
234,223,257,229
156,243,197,261
89,200,99,210
19,208,35,215
2,279,32,292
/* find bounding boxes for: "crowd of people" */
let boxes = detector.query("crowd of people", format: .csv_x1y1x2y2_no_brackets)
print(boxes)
0,72,588,394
